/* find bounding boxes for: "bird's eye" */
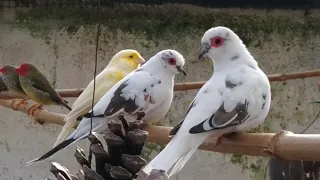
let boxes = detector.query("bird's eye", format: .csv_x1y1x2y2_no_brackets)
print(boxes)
129,55,133,58
168,58,176,65
210,36,224,48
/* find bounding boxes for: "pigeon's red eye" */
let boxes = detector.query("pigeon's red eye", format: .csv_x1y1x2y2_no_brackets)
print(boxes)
210,36,224,48
168,58,176,65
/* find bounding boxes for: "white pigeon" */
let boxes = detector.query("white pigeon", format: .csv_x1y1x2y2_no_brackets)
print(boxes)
25,49,187,166
142,26,271,178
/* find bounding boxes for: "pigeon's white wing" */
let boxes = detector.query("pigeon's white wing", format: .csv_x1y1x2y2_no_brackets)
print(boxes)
171,65,270,136
88,69,164,119
171,66,270,134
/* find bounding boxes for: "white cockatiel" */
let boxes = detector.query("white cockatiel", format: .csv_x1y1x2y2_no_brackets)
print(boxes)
142,26,271,177
25,49,187,166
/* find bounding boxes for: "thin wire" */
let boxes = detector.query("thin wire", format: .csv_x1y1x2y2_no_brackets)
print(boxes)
88,0,101,164
299,109,320,134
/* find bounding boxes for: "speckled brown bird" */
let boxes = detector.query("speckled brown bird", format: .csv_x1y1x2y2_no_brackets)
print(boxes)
0,65,29,109
0,75,10,99
0,75,8,92
15,63,72,116
0,75,8,91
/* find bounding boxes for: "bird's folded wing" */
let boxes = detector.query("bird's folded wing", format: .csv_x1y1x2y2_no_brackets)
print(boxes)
70,70,123,114
83,70,159,119
171,66,269,135
30,75,62,102
103,70,158,117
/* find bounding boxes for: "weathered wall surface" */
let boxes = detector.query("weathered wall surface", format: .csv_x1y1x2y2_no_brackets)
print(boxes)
0,4,320,180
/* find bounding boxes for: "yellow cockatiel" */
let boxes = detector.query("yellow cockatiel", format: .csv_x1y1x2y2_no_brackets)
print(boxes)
53,49,145,147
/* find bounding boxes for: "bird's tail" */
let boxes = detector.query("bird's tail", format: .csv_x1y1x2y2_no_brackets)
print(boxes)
142,133,208,178
25,136,79,166
60,100,72,111
53,113,79,148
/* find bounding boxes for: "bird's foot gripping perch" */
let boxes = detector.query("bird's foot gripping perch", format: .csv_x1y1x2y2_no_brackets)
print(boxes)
28,103,43,117
214,132,238,147
10,99,28,111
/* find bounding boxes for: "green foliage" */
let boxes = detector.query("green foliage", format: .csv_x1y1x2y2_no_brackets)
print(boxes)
5,4,320,46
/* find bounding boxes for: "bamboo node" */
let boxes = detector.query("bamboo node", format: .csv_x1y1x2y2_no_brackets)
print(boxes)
262,130,292,160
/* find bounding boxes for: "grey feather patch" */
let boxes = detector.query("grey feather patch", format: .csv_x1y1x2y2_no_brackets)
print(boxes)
225,80,242,89
135,68,143,72
231,55,239,61
261,93,267,109
104,80,140,117
189,100,250,134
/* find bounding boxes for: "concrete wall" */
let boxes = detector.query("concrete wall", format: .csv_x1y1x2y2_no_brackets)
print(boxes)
0,4,320,180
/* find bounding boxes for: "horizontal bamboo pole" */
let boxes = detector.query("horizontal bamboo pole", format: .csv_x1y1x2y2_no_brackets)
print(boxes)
1,98,320,161
51,69,320,97
144,125,320,161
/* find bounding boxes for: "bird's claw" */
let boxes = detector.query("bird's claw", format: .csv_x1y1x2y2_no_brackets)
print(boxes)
11,99,28,111
214,135,225,147
214,132,238,147
27,104,43,117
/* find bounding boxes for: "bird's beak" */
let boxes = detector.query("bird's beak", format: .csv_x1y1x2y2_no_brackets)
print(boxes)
0,67,5,73
177,66,187,76
138,57,146,65
198,46,210,60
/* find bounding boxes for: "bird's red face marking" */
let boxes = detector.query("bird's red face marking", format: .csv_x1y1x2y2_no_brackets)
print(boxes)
15,63,30,76
168,58,176,66
210,36,224,48
0,67,8,74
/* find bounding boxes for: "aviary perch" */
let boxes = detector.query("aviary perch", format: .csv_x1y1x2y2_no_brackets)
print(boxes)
1,98,320,162
0,69,318,99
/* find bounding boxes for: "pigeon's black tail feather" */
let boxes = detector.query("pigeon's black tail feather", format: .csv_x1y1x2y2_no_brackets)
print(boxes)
25,138,75,166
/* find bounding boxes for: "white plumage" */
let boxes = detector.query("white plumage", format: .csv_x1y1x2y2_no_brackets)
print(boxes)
142,26,271,177
25,49,187,166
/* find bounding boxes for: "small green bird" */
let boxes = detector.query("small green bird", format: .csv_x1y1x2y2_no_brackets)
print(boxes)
0,76,8,92
0,75,11,99
15,63,72,116
0,65,29,109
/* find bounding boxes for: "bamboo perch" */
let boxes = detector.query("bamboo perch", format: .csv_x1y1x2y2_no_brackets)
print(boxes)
1,98,320,161
15,69,320,98
1,70,319,99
